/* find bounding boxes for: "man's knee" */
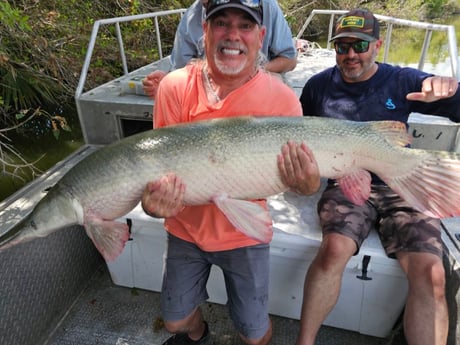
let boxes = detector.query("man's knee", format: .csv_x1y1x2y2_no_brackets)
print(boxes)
314,233,356,271
426,260,446,297
405,253,446,295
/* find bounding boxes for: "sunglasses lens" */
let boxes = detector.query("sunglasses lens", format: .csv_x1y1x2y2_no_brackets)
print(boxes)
353,41,370,53
334,43,348,55
334,41,370,55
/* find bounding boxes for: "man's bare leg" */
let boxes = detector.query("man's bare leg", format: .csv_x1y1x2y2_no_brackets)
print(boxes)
397,252,448,345
295,233,356,345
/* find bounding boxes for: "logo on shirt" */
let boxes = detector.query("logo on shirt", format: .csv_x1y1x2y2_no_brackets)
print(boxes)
385,98,396,110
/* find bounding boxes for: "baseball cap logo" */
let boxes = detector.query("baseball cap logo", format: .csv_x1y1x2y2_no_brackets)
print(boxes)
340,16,365,29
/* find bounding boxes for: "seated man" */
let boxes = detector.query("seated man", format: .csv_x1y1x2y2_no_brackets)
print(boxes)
295,8,460,345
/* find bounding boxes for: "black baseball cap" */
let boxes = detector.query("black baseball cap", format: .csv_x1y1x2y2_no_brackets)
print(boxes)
330,9,380,42
205,0,263,25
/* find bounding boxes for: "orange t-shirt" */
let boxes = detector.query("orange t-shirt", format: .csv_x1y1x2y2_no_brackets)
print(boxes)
154,62,302,251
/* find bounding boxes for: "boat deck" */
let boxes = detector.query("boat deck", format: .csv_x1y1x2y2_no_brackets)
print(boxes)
45,264,391,345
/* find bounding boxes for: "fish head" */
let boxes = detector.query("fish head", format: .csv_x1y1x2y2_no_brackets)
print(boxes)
0,187,82,251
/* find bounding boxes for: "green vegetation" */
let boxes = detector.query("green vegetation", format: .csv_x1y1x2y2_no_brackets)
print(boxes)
0,0,458,200
2,0,457,127
1,0,457,129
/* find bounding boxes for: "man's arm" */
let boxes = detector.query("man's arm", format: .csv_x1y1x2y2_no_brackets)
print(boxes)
264,56,297,74
261,0,297,73
406,76,459,103
143,70,167,100
407,75,460,122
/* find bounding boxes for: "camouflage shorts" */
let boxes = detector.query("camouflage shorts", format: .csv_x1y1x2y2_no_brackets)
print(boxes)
317,183,443,258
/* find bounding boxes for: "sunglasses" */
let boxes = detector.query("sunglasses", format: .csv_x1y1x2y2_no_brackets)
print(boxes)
334,41,370,55
207,0,261,9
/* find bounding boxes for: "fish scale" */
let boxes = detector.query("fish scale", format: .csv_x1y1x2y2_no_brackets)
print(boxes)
2,115,460,261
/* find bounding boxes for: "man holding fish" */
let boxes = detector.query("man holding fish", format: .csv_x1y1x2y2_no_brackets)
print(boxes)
141,0,320,344
295,8,460,345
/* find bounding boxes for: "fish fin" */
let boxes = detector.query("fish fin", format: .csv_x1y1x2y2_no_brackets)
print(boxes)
84,216,130,261
212,194,272,243
370,121,412,147
384,151,460,218
337,170,372,206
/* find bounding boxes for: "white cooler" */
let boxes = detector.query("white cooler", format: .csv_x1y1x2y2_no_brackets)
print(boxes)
107,187,408,338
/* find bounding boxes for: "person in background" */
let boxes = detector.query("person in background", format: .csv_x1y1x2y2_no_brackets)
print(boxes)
141,0,320,344
296,8,460,345
143,0,297,99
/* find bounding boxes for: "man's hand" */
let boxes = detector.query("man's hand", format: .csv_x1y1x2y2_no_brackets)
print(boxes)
143,70,167,100
141,173,186,218
277,141,321,195
406,76,458,103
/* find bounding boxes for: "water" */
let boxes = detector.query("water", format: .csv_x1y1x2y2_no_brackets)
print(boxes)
0,106,84,201
384,14,460,76
1,14,459,202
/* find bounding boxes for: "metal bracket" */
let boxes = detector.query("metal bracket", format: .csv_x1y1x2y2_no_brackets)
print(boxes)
126,218,133,240
356,255,372,281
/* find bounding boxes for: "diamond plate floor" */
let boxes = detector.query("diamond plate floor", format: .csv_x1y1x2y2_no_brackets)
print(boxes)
0,227,103,345
45,265,395,345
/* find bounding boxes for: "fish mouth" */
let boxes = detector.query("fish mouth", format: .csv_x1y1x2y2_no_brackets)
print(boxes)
0,221,24,250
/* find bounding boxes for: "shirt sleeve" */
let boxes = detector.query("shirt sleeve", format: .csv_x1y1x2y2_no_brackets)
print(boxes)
261,0,296,60
153,70,186,128
300,71,330,116
170,1,205,69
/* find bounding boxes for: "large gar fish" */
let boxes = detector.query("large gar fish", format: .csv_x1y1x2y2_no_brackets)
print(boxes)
2,116,460,261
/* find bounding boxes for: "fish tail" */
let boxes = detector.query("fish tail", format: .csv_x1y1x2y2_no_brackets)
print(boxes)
385,151,460,218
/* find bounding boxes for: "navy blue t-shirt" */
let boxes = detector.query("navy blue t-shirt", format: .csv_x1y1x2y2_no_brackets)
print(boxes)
300,62,460,184
300,63,460,123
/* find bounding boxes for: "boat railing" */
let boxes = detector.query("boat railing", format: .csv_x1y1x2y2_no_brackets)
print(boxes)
75,9,186,100
296,9,459,80
75,8,459,102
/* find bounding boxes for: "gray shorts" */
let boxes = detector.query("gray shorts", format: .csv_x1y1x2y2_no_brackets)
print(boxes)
318,183,443,258
161,233,270,340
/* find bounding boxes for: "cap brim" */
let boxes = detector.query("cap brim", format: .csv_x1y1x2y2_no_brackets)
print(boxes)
206,4,262,25
329,32,377,42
